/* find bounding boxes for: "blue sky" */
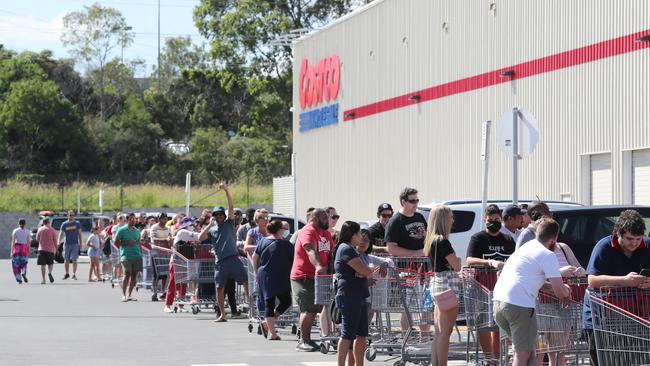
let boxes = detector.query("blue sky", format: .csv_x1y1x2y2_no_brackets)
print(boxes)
0,0,207,77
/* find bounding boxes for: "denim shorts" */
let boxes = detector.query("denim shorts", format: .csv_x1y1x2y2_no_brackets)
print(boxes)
214,256,247,288
336,296,369,340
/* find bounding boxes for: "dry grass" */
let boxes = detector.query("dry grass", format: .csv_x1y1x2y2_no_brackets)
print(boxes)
0,181,272,212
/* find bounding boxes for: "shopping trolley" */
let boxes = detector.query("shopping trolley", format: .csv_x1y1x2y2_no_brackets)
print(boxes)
137,245,152,290
589,287,650,366
150,245,172,300
399,273,436,366
462,267,499,365
171,244,216,314
109,242,121,288
315,274,338,354
499,286,580,366
366,275,407,361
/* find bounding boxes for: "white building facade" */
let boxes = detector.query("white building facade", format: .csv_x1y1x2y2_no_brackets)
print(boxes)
292,0,650,221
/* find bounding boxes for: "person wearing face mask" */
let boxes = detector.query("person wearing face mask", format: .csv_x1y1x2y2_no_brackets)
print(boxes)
281,221,291,240
465,204,516,363
252,220,294,340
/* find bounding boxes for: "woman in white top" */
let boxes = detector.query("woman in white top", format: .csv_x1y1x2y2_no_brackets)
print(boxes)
86,227,101,282
11,218,31,284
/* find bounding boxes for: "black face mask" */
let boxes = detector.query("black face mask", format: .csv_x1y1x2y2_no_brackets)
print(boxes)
486,220,502,233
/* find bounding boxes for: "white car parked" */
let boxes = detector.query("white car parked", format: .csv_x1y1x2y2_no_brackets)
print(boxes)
417,200,582,263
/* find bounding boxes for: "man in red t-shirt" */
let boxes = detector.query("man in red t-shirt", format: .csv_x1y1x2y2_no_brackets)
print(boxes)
290,208,334,352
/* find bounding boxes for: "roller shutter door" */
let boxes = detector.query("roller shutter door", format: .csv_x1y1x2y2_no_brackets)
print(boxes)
591,154,612,205
633,149,650,205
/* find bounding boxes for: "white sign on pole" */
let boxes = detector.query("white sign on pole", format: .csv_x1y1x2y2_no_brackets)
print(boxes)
496,108,539,158
99,189,104,214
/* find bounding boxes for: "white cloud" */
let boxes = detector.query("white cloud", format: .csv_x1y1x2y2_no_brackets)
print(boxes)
0,12,67,55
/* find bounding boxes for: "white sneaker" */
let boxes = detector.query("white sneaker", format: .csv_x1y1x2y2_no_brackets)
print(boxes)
121,296,128,302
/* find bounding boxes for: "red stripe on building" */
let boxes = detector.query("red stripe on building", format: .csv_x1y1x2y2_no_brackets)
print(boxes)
343,29,650,121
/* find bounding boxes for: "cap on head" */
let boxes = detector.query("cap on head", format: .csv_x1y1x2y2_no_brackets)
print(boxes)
179,217,196,230
503,204,523,219
377,203,393,214
212,206,226,215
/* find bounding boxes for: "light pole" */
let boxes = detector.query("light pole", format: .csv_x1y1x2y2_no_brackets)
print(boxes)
157,0,161,91
121,26,133,64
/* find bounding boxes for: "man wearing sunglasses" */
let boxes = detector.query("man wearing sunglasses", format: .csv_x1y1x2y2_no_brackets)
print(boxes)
368,203,393,254
198,182,248,322
385,187,427,257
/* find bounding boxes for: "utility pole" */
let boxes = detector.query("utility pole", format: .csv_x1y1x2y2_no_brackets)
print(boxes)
157,0,161,91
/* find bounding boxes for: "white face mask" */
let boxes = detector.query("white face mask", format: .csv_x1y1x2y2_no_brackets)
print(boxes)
283,229,290,239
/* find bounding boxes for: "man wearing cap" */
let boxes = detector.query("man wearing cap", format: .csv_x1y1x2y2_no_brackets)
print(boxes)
199,182,248,322
368,203,393,254
500,205,523,242
516,201,552,249
466,204,516,361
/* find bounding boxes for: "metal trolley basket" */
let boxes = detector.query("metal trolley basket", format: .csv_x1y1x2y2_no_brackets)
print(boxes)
315,274,338,354
589,287,650,366
462,267,498,365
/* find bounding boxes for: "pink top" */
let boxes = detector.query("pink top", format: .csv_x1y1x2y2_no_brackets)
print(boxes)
36,226,57,253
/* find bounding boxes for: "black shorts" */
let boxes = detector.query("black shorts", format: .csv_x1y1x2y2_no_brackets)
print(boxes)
37,251,55,266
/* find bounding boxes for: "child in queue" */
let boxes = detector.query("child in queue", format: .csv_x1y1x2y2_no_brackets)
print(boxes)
86,226,101,281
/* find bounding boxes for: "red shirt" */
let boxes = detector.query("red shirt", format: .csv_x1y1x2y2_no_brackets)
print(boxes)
290,224,334,280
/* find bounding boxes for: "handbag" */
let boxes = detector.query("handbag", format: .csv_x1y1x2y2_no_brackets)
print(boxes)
54,243,64,263
432,239,459,311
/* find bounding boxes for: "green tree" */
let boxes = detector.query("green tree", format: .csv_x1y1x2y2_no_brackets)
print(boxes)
0,78,89,174
61,3,134,119
152,36,207,91
193,0,355,76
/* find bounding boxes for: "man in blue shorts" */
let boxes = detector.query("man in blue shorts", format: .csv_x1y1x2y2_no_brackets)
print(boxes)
199,182,249,322
58,210,82,280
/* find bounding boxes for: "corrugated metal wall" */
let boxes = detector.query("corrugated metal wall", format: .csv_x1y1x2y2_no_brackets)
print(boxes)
292,0,650,222
272,176,294,215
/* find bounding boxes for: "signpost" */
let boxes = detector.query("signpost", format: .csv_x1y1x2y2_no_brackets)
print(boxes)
185,172,191,217
481,121,491,229
496,107,539,205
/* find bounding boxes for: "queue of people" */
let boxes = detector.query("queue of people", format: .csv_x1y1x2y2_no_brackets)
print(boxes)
9,184,650,366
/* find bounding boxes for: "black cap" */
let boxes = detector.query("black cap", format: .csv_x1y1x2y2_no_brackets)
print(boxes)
377,203,393,214
503,204,523,218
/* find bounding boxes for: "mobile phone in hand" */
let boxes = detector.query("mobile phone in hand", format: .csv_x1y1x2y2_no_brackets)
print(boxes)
640,269,650,277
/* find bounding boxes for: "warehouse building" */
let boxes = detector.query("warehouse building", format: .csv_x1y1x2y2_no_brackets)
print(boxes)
290,0,650,222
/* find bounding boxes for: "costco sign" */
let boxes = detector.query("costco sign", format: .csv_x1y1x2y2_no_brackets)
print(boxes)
298,55,340,132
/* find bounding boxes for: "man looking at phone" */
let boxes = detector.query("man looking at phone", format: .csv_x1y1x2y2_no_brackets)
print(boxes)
582,209,650,366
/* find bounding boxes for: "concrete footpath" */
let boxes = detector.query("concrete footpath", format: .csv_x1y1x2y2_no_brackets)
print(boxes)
0,259,408,366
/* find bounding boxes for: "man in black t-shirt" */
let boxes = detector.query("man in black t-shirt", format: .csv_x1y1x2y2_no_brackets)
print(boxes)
465,204,515,362
368,203,393,253
385,187,429,334
385,187,427,257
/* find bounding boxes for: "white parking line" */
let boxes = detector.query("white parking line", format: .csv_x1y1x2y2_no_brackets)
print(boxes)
191,364,250,366
300,362,337,366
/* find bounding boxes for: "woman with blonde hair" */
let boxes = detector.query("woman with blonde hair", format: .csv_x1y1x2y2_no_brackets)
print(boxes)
423,205,461,366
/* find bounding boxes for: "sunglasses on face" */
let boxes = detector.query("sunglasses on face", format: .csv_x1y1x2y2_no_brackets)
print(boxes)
330,215,340,220
380,213,393,219
406,199,420,204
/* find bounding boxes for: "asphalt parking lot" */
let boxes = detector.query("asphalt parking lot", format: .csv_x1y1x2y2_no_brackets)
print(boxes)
0,259,410,366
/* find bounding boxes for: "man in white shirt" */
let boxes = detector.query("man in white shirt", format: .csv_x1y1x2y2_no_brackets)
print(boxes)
493,218,570,366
